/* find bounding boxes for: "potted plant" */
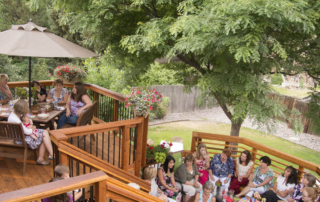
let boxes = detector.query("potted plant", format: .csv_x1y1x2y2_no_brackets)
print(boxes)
124,87,162,118
15,87,28,100
146,140,172,164
54,65,87,84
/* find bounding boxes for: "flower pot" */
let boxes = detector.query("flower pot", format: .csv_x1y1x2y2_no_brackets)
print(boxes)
134,108,150,118
59,77,80,85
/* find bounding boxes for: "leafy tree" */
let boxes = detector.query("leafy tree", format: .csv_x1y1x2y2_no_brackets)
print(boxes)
30,0,318,137
271,74,284,85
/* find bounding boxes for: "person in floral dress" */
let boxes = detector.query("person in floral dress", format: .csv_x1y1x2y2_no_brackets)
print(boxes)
156,156,181,201
193,143,210,185
235,156,274,199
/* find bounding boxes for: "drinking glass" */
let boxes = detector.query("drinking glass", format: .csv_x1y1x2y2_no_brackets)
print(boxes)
40,108,46,114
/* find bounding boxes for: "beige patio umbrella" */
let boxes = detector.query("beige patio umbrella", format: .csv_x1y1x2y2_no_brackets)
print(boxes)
0,20,98,107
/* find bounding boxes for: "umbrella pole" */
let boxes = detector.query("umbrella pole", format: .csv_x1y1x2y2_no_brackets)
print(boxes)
29,57,31,108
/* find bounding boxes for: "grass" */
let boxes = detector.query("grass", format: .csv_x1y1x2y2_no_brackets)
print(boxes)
271,86,312,98
148,121,320,167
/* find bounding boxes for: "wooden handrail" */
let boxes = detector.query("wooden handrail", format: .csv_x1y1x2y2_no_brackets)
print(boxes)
51,116,143,137
8,80,126,102
0,170,108,202
57,141,151,192
106,177,163,202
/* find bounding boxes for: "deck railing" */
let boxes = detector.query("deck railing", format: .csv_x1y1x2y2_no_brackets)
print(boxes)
189,132,320,185
0,170,162,202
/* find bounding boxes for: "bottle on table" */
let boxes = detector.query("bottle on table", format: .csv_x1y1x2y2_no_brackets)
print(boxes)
9,100,13,111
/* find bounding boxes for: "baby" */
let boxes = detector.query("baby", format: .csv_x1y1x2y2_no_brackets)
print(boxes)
21,114,40,140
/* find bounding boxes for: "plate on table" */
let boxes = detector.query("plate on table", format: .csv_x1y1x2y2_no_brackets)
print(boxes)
57,107,65,111
38,113,49,119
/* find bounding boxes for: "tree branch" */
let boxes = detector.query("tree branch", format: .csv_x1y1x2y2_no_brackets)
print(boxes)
213,93,233,120
176,54,206,75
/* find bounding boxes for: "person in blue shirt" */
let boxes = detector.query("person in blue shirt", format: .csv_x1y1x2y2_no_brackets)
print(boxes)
208,149,234,189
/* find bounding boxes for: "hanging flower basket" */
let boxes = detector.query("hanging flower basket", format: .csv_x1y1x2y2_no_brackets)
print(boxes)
54,65,86,84
124,87,162,118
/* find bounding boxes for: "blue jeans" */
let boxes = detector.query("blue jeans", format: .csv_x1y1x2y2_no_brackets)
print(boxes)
57,112,79,129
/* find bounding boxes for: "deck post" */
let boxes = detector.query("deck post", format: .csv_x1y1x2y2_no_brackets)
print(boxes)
141,115,149,167
251,148,257,163
135,118,144,177
95,179,107,202
93,92,99,118
60,152,68,166
297,166,304,182
121,126,130,171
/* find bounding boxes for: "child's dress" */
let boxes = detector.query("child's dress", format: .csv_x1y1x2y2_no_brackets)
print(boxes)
8,113,44,150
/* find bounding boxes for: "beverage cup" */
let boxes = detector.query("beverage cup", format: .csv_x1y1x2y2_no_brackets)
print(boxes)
40,108,46,114
202,151,206,158
229,189,235,196
239,176,243,182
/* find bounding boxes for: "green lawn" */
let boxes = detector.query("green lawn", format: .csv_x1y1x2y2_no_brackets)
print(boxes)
148,121,320,167
271,86,312,98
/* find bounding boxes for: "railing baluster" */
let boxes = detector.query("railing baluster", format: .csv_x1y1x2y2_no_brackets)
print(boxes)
102,132,105,160
119,129,121,168
108,131,110,163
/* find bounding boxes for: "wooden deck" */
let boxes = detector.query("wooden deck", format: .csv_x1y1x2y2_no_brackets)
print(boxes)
0,154,53,194
0,131,135,194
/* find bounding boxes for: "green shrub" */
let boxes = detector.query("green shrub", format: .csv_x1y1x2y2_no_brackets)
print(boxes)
271,74,284,85
154,97,170,119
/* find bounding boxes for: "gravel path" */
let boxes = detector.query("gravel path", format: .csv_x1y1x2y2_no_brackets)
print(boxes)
149,106,320,152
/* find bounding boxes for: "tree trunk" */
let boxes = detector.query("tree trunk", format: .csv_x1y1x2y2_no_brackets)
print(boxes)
230,121,242,137
229,120,243,157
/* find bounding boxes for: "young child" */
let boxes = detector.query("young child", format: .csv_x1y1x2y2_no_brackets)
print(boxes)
21,114,40,140
54,164,70,179
54,164,82,202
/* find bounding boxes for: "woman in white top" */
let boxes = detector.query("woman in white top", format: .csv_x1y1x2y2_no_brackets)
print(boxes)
258,166,298,202
144,167,170,201
229,150,254,194
8,100,53,165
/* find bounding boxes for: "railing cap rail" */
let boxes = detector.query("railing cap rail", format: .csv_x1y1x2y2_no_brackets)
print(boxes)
192,131,320,172
0,170,108,202
7,80,126,102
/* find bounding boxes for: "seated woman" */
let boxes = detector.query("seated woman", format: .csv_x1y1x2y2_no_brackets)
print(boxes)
47,79,68,104
31,80,47,102
194,181,216,202
193,143,210,185
144,167,169,201
258,166,297,202
0,74,12,104
8,100,53,165
302,187,320,202
175,154,203,202
235,156,274,199
287,173,317,202
57,82,92,129
157,156,181,201
208,149,234,188
229,150,254,194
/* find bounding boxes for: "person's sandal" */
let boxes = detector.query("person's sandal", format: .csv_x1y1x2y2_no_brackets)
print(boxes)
36,159,51,165
48,155,55,160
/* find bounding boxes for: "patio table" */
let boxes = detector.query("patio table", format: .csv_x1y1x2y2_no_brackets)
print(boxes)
0,101,66,130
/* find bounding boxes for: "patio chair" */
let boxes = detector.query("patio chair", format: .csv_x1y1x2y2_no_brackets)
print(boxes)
60,101,97,140
60,101,97,129
0,122,37,175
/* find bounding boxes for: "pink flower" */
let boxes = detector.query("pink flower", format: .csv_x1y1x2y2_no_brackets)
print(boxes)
125,98,127,101
160,145,165,148
155,92,158,94
137,91,141,94
149,146,153,150
150,106,153,110
169,143,173,147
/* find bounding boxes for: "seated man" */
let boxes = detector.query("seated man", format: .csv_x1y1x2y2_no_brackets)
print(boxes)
208,149,234,189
